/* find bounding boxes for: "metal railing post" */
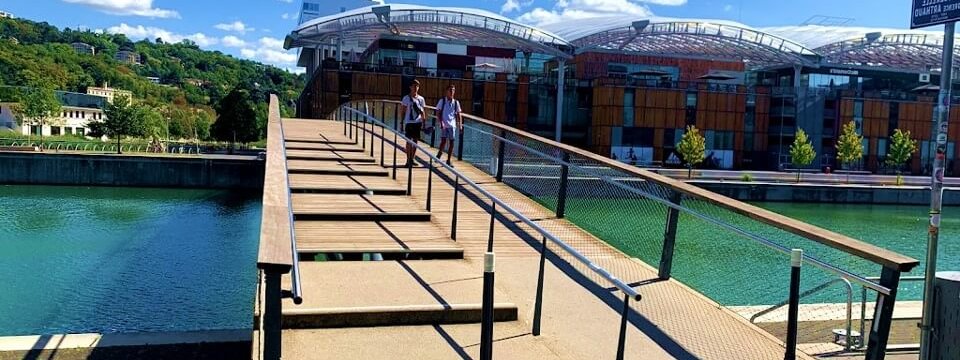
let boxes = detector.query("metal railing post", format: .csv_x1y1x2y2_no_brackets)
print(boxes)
393,106,399,180
487,202,497,252
451,176,459,241
426,157,434,211
430,117,437,148
361,109,367,151
380,121,386,167
343,107,347,135
370,118,376,158
785,249,803,360
479,252,496,360
407,157,414,195
615,294,631,360
865,267,902,360
457,125,465,161
495,131,506,182
556,152,570,218
262,269,283,360
348,107,354,140
658,191,683,280
532,236,548,336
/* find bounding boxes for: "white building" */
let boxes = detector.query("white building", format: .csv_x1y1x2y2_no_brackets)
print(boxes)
0,103,102,137
0,10,13,19
87,85,132,104
115,49,140,64
300,0,383,24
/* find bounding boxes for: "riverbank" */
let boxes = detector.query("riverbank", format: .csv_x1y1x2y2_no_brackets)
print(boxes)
0,151,264,189
694,180,960,205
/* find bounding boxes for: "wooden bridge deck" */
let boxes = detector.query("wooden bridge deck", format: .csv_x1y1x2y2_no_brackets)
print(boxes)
255,118,818,360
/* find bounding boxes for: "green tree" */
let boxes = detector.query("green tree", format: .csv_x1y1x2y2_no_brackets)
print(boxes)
676,125,705,179
789,128,816,182
211,88,259,153
14,81,61,148
88,95,142,154
835,121,864,182
886,129,918,180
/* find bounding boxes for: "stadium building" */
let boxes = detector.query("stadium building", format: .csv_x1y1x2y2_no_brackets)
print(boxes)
287,3,960,175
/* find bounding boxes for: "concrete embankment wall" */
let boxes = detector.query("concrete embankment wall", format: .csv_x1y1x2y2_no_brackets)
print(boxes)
694,181,960,206
0,152,264,189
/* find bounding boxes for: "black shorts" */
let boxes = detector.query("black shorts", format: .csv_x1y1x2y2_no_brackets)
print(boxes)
404,122,422,141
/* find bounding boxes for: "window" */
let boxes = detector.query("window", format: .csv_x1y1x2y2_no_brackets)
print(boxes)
685,92,697,107
51,126,61,136
744,133,754,151
878,139,887,157
66,127,73,135
31,125,41,135
76,128,85,136
623,89,635,127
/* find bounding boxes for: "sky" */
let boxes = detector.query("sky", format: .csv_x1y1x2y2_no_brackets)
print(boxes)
0,0,929,73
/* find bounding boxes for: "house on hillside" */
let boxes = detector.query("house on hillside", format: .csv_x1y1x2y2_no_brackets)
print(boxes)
115,49,140,64
0,10,13,19
86,84,132,104
0,91,107,137
71,42,96,56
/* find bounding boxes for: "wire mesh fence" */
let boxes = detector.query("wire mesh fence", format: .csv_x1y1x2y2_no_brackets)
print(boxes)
338,100,916,359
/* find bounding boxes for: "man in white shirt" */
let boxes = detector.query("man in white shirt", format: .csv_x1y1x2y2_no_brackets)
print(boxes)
400,79,426,167
434,84,462,166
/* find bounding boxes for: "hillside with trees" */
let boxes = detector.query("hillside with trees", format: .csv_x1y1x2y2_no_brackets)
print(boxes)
0,16,303,142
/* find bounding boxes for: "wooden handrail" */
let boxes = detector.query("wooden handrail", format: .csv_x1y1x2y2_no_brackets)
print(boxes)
258,94,294,273
354,99,919,273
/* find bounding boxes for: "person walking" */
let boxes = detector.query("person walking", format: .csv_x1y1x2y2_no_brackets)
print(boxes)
400,79,426,167
435,84,462,166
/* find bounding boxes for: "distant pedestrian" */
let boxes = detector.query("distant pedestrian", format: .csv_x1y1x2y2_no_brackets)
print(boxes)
435,84,462,166
400,79,426,167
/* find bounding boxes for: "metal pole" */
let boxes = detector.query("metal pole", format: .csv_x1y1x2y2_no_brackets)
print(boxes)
393,107,399,180
615,294,630,360
407,157,414,195
458,125,465,161
496,133,506,182
556,152,570,218
555,60,565,142
426,158,433,211
532,236,548,336
479,252,496,360
921,21,954,360
658,191,683,280
487,202,496,252
451,176,459,241
785,249,803,360
263,270,283,360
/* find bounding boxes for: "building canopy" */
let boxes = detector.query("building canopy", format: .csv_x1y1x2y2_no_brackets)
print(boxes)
542,16,820,69
286,4,573,59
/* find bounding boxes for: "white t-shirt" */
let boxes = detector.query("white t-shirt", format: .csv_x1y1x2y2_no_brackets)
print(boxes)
402,94,426,124
436,97,462,128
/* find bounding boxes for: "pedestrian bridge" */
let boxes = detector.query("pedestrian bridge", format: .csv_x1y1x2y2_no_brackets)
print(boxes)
254,94,918,359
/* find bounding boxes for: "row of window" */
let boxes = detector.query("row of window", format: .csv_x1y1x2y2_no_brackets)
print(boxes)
31,126,86,136
619,127,738,151
61,110,103,120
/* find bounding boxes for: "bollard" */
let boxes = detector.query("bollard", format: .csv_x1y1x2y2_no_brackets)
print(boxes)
785,249,802,360
480,252,496,360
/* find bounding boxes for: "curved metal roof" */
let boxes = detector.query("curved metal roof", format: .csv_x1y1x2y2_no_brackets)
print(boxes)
286,4,572,59
813,32,958,73
542,16,820,69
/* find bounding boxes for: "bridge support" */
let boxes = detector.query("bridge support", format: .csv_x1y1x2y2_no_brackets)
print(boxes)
658,191,682,280
261,268,285,360
865,267,902,360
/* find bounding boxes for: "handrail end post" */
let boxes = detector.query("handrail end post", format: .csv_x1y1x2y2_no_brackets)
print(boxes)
864,266,902,360
658,191,683,280
261,268,284,360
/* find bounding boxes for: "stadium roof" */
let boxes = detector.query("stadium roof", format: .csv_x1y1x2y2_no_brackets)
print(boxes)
286,4,573,59
541,16,821,69
763,25,952,73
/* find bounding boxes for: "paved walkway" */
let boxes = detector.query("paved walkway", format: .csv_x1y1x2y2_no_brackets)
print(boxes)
256,118,817,360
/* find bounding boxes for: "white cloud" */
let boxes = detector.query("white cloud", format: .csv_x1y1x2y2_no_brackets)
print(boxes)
107,23,218,47
238,36,296,67
502,0,521,13
214,21,254,34
277,0,293,3
221,35,247,48
518,0,662,26
62,0,179,18
281,13,292,20
723,4,733,12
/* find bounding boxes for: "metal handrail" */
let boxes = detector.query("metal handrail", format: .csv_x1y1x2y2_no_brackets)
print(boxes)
459,121,892,295
341,105,642,301
749,277,855,351
278,114,303,305
858,275,926,348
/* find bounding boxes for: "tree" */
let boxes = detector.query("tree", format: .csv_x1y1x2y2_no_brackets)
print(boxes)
211,88,259,153
790,128,816,182
14,82,61,148
887,129,918,181
676,125,705,179
835,121,864,182
88,95,142,154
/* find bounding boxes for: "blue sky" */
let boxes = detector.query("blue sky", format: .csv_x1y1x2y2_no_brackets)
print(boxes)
0,0,925,72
